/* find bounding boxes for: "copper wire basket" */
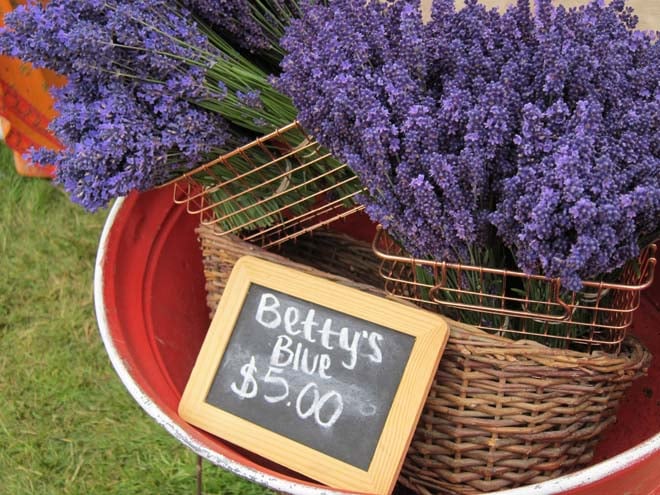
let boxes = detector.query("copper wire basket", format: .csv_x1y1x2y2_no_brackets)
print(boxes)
161,121,365,248
373,227,657,353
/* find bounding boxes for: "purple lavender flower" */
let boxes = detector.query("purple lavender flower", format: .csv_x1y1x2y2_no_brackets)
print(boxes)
490,0,660,289
181,0,302,55
0,0,231,210
280,0,535,261
236,89,264,109
279,0,659,288
30,73,227,211
181,0,270,51
1,0,215,91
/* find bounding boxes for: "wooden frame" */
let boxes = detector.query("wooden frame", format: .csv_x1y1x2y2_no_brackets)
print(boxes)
179,256,449,495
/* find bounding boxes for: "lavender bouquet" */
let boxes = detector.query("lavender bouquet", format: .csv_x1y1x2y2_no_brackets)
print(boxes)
1,0,231,211
0,0,357,231
279,0,659,342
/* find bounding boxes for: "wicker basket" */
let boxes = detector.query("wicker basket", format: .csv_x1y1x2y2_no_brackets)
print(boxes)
196,224,651,494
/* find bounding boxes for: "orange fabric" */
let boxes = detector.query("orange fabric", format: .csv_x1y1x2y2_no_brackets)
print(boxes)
0,0,65,178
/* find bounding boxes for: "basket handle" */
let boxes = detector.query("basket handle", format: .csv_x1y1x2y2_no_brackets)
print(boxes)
428,274,573,322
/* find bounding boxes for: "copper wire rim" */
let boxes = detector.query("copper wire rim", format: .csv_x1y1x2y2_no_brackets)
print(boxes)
160,121,365,248
372,226,657,353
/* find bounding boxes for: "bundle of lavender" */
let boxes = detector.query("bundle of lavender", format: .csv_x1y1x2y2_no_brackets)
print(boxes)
279,0,658,288
277,0,659,343
0,0,356,232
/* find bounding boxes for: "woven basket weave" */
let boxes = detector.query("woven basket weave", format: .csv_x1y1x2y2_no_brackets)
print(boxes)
196,224,651,494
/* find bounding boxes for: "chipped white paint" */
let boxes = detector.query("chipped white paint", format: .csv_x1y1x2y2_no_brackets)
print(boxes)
95,197,660,495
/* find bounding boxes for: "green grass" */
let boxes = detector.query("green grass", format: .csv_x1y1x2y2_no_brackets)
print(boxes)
0,145,272,494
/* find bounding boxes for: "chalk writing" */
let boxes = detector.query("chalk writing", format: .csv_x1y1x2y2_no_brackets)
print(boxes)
229,291,387,428
206,284,415,470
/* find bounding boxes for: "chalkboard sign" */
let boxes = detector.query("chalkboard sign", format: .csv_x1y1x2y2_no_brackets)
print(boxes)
179,256,448,495
206,283,415,470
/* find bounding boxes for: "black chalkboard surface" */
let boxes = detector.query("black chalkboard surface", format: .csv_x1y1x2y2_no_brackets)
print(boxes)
205,284,415,470
179,256,448,495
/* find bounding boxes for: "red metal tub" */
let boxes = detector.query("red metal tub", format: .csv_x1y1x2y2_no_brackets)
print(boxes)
94,185,660,495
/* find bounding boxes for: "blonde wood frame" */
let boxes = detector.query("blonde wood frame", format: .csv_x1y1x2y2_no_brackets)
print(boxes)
179,256,449,495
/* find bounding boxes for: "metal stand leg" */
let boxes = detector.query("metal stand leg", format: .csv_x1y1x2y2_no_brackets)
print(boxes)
197,455,203,495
